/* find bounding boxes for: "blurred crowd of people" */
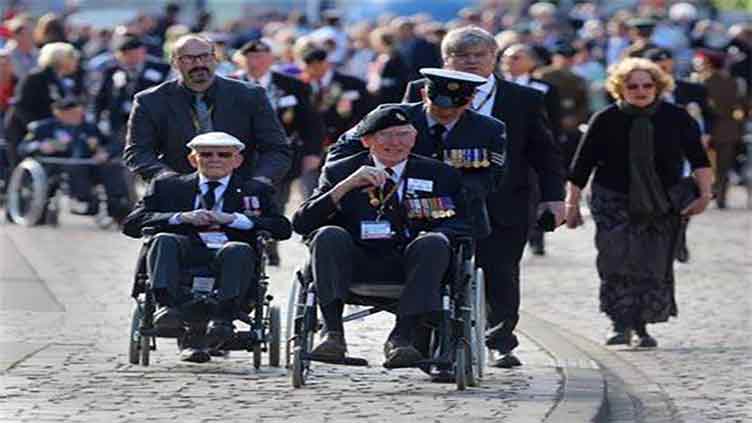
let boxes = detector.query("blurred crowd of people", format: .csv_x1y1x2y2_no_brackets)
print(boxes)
0,0,749,220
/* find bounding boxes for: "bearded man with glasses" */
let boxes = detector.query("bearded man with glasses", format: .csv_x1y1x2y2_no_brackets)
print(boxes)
124,34,291,187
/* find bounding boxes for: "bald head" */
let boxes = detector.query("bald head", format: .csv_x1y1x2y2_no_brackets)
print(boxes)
171,34,217,91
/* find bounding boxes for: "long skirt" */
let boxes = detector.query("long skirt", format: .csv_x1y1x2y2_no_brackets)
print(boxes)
590,184,681,325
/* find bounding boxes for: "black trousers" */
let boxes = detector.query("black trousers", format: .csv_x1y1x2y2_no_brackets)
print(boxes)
475,222,528,353
47,162,131,219
146,233,256,317
309,226,450,317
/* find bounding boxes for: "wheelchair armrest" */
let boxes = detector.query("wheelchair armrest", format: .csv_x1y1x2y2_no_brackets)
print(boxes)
141,227,159,237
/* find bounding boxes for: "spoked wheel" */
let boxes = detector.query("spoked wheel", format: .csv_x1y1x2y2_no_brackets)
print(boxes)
285,276,301,369
140,334,151,366
291,284,316,388
268,306,281,367
455,344,467,391
7,158,49,226
129,302,143,365
474,268,486,381
253,344,262,369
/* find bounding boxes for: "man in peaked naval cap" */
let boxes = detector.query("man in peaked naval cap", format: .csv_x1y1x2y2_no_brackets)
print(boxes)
293,105,471,369
122,131,292,364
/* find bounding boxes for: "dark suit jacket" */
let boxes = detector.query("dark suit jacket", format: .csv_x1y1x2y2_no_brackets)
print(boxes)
328,102,507,238
122,172,292,242
525,77,563,142
95,59,171,136
123,76,291,183
375,53,410,105
316,71,372,144
293,152,471,254
674,79,714,135
8,66,69,126
404,75,565,227
234,71,325,178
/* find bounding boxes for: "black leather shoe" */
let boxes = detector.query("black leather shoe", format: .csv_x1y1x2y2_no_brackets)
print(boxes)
675,243,690,263
383,339,423,368
207,319,235,343
636,334,658,348
309,332,347,361
605,329,633,346
154,307,184,331
492,352,522,368
179,347,211,363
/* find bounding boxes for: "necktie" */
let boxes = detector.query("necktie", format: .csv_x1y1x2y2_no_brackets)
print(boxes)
193,94,213,133
381,168,407,242
202,181,221,210
430,123,447,149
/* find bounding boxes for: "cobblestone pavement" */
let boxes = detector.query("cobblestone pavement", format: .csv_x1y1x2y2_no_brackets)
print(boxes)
0,201,560,422
521,186,751,423
0,186,748,422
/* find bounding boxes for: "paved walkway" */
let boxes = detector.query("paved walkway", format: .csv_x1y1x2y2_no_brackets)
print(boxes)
0,186,749,422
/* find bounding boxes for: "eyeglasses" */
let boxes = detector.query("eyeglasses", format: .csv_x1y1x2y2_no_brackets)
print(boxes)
177,52,214,65
625,82,656,91
197,151,235,158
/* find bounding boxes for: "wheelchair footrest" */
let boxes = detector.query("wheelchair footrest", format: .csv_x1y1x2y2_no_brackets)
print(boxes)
217,331,260,351
140,327,184,338
386,358,454,370
304,354,369,366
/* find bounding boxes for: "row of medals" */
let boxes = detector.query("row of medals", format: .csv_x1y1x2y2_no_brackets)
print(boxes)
367,189,456,219
444,148,491,168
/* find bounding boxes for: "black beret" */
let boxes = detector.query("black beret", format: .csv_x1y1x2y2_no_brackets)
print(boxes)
52,97,82,110
421,68,486,108
239,39,272,55
352,104,412,137
301,47,328,64
644,47,673,62
115,35,144,52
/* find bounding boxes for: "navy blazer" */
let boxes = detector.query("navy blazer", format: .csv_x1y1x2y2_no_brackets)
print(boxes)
122,171,292,242
293,152,471,253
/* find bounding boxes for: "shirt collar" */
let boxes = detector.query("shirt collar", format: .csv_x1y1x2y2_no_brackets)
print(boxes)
425,109,459,133
476,74,496,93
198,174,231,189
320,69,334,87
255,72,272,88
372,156,407,181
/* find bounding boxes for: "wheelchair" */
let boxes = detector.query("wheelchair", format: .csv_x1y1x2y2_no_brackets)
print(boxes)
285,236,486,390
5,156,129,228
128,228,281,368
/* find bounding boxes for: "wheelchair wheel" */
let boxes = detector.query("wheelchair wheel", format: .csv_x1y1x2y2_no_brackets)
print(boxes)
285,276,300,369
455,344,467,391
474,268,486,381
253,344,262,369
129,302,144,365
140,334,151,366
291,283,316,388
292,347,306,388
268,305,281,367
6,158,49,226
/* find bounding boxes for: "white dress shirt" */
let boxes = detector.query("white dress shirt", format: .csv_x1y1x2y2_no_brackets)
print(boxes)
372,157,407,201
472,74,497,116
168,174,253,230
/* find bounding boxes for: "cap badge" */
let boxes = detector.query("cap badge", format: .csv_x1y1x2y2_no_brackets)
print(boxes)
447,82,460,91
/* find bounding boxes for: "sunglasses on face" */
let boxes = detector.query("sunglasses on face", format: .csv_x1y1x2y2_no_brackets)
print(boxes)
198,151,235,158
625,82,655,91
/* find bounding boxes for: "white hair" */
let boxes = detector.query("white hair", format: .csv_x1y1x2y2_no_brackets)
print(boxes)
38,42,79,69
669,2,698,22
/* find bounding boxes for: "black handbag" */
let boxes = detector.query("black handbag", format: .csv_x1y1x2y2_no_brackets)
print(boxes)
667,177,699,212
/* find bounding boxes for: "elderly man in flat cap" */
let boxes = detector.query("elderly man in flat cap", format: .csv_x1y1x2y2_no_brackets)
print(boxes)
293,106,471,369
122,131,292,363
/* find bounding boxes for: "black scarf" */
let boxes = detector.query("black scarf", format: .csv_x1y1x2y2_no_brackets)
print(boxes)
617,100,670,220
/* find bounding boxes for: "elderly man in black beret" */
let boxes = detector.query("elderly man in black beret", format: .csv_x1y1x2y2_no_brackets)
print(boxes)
293,106,471,368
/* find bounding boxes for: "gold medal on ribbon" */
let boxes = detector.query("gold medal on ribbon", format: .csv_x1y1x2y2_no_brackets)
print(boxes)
481,149,490,167
368,188,380,207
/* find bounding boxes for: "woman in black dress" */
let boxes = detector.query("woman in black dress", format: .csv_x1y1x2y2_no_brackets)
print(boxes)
565,58,713,347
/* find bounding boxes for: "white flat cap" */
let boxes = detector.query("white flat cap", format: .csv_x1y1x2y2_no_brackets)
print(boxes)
187,131,245,151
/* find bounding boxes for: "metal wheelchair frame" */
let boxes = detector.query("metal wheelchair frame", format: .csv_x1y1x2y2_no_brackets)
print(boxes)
128,229,281,369
5,156,126,227
285,236,486,391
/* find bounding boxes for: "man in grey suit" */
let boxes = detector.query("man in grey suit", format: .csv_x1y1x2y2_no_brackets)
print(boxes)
124,34,291,186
